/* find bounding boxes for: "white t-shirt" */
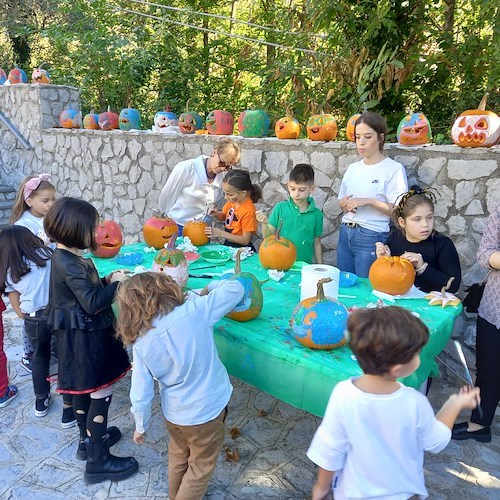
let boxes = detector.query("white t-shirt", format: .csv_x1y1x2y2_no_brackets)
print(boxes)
338,157,408,233
158,155,225,225
14,211,49,244
307,378,451,500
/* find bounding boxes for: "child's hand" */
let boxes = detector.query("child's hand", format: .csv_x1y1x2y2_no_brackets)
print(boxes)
205,226,224,238
401,251,424,269
375,242,391,258
133,430,145,445
256,210,268,224
110,270,130,283
456,385,481,410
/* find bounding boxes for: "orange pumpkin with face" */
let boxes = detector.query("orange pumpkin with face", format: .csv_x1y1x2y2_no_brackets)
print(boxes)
306,114,338,141
91,220,123,258
368,256,416,296
143,215,178,249
275,116,301,139
397,112,432,145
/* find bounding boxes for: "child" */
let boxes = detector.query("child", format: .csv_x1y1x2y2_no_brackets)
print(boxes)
205,169,262,251
115,272,245,500
257,163,323,264
307,306,480,500
0,297,18,408
337,112,408,277
376,186,461,293
10,173,56,373
43,197,138,485
0,226,75,427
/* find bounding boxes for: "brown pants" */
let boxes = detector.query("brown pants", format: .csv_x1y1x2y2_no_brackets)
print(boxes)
166,407,227,500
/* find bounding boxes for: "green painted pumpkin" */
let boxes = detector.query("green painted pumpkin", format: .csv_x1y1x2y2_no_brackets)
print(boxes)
220,249,263,322
152,233,188,288
238,109,270,138
290,278,348,349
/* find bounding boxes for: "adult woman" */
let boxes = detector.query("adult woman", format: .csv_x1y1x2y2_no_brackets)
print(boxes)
158,138,241,231
337,112,408,277
452,203,500,443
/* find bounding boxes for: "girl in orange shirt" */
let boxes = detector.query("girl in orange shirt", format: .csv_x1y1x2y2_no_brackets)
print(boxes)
206,169,262,251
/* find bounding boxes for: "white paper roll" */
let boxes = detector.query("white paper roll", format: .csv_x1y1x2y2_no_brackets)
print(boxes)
300,264,340,301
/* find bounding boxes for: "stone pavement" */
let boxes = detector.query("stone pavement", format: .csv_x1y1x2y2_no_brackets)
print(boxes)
1,306,499,499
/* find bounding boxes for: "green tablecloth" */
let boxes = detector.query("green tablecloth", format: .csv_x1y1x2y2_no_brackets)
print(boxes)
90,242,462,417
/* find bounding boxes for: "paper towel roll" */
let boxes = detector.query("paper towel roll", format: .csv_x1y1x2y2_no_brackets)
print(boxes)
300,264,340,301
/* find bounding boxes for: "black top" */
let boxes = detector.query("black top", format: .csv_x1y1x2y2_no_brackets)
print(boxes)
386,231,462,293
45,248,130,393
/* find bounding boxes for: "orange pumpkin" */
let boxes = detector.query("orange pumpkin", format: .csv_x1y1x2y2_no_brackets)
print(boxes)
275,115,301,139
259,220,297,271
451,94,499,148
368,256,416,296
346,113,361,142
182,220,209,246
143,215,178,249
91,220,123,258
306,114,338,141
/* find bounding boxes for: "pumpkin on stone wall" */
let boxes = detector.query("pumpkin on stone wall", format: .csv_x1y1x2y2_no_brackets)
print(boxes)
153,105,179,133
206,110,234,135
238,109,270,138
397,110,432,145
91,220,123,258
32,64,51,84
178,100,203,134
59,109,82,129
307,113,338,141
451,94,499,148
0,68,7,85
83,112,100,130
98,107,119,130
346,113,361,142
7,66,28,85
275,109,301,140
119,107,141,131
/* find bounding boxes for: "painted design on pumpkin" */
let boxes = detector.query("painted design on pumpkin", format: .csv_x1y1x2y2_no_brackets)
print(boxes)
143,215,178,249
0,68,7,85
7,66,28,85
32,64,51,84
290,278,348,349
397,112,432,145
98,107,119,130
206,110,234,135
425,277,461,307
368,256,415,296
259,219,297,271
119,108,141,131
238,110,270,138
152,234,188,288
275,116,301,139
179,111,203,134
59,109,82,129
91,220,123,258
83,112,100,130
345,113,361,142
306,114,338,141
153,107,179,132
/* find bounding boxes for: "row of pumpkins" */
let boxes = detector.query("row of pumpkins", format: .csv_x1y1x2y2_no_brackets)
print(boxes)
59,97,499,148
92,215,421,351
2,65,498,147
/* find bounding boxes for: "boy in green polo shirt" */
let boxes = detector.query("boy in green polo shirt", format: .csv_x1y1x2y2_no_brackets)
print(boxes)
257,164,323,263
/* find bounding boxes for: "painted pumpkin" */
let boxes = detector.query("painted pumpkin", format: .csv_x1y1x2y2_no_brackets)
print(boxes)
368,256,415,296
346,113,361,142
307,114,338,141
59,109,81,129
259,219,297,271
98,107,119,130
154,106,179,132
91,220,123,258
206,110,234,135
83,112,100,130
397,111,432,145
182,220,209,246
119,107,141,131
238,109,270,138
451,94,499,148
290,278,348,349
143,215,178,249
275,115,301,140
179,101,203,134
31,64,51,84
7,66,27,85
0,68,7,85
221,249,263,322
152,234,188,288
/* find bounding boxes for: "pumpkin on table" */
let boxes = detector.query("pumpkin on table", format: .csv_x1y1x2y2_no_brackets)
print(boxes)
221,249,263,322
290,278,348,350
143,214,179,249
307,113,338,141
152,234,188,288
238,109,270,138
397,110,432,145
206,110,234,135
451,93,499,148
182,220,209,246
368,256,415,296
91,220,123,258
259,219,297,271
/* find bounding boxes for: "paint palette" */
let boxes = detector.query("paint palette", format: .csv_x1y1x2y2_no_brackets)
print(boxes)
115,252,143,266
339,271,358,288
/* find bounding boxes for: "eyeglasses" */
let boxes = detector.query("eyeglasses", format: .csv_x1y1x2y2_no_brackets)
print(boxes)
215,150,233,170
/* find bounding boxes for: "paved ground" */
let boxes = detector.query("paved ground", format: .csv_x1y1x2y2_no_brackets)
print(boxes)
1,305,499,499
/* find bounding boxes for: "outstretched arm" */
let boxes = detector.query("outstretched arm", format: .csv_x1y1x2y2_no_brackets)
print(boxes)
312,467,335,500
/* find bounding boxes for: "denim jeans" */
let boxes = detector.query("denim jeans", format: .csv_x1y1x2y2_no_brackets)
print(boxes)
337,223,388,278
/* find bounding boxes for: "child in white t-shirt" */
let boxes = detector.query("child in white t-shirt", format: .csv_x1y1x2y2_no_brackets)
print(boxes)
307,306,480,500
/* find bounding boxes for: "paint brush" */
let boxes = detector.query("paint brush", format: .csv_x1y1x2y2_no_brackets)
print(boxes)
453,340,483,419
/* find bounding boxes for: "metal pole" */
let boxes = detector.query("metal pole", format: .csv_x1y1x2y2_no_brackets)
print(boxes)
0,110,33,150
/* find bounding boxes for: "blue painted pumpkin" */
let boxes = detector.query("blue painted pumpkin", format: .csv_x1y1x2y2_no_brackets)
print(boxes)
7,66,28,85
59,109,82,129
119,107,141,131
291,278,348,349
83,112,100,130
179,111,203,134
221,249,263,322
0,68,7,85
397,112,432,145
238,109,270,138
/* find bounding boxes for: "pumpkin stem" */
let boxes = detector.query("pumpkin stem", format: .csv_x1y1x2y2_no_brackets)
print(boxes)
185,99,191,113
234,248,243,273
440,277,455,295
316,277,332,302
166,232,179,250
275,219,284,240
478,93,489,111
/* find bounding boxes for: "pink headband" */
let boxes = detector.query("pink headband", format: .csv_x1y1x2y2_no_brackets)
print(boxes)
23,173,52,201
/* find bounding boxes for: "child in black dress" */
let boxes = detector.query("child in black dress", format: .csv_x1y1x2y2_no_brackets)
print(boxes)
376,186,461,293
44,197,138,485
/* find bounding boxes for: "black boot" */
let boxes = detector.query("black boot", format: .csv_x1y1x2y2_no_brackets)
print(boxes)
77,426,122,461
83,438,138,485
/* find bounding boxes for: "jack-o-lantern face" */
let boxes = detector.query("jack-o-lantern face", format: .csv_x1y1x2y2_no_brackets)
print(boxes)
0,68,7,85
275,116,301,139
151,235,188,288
143,215,178,249
451,113,500,148
178,112,203,134
238,110,270,137
397,112,432,145
119,108,141,131
91,220,123,258
346,113,361,142
59,109,82,129
206,110,234,135
32,67,50,84
307,114,338,141
154,111,178,131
